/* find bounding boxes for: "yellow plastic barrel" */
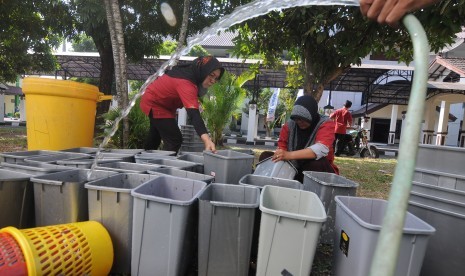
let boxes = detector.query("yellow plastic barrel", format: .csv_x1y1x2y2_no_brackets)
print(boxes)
0,221,113,276
22,78,112,150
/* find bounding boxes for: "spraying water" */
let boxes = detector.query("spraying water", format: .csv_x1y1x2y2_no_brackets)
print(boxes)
88,0,360,179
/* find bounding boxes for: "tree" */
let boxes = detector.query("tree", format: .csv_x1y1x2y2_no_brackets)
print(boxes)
231,1,465,101
0,1,75,83
71,34,98,52
201,70,255,145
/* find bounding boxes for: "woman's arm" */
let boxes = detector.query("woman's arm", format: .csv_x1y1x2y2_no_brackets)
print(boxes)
186,108,216,152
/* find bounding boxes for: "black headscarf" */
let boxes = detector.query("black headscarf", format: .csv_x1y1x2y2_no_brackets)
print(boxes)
165,56,225,86
289,95,321,149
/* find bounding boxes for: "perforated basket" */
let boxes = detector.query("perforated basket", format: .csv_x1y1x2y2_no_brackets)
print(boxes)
0,232,27,276
1,221,113,276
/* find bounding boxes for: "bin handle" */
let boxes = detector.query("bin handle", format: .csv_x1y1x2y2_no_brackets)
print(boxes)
369,14,429,276
98,94,113,102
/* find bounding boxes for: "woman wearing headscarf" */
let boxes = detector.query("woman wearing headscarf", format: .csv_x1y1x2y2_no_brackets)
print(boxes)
140,56,224,154
269,95,339,182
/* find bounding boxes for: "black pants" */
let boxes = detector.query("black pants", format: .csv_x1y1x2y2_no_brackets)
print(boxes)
258,151,335,183
144,115,183,153
335,133,353,154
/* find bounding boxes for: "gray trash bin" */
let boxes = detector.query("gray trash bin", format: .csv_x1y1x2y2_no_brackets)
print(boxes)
147,167,214,183
0,150,61,164
239,174,302,190
134,153,178,163
0,169,35,228
333,196,435,276
198,184,260,276
413,168,465,189
85,173,160,274
139,158,198,171
177,153,204,173
416,144,465,176
61,147,99,154
141,150,176,156
131,176,206,276
411,181,465,203
303,171,359,244
256,185,327,276
95,161,163,173
253,157,297,180
203,150,254,184
408,200,465,276
103,148,145,154
0,161,72,176
30,169,117,226
24,152,90,164
57,158,120,169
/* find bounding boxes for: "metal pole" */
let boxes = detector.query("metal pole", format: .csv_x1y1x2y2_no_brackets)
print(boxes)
369,14,429,276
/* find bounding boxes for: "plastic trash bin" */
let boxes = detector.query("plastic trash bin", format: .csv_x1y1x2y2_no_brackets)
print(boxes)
0,169,35,229
95,161,163,173
131,176,206,276
0,150,61,164
408,201,465,276
177,153,204,173
30,169,117,226
256,185,327,276
24,152,90,164
253,157,297,180
239,174,302,190
333,196,435,276
85,173,160,274
197,184,260,276
94,152,135,162
203,150,254,184
147,167,214,183
238,174,302,268
103,148,144,154
139,158,198,171
409,191,465,215
22,77,112,150
413,168,465,190
0,161,72,176
134,153,177,163
0,221,113,276
140,150,176,156
416,144,465,176
303,171,359,244
57,157,120,169
61,147,99,154
411,181,465,203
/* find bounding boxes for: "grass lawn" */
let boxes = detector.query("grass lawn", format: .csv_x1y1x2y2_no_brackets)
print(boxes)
1,127,397,275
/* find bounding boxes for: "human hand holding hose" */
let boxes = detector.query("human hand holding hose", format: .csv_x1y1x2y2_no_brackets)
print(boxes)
359,0,439,27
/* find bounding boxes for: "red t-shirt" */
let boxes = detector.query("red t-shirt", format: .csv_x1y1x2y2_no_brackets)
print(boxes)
330,107,352,134
278,120,339,174
140,74,199,118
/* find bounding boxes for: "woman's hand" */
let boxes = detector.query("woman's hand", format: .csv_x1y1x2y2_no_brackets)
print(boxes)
201,134,217,153
272,148,288,162
359,0,439,27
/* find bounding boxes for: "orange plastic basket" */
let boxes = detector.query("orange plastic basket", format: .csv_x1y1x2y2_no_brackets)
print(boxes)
1,221,113,276
0,232,28,276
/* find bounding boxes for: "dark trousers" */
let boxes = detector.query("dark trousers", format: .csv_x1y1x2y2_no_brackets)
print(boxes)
258,151,335,183
144,116,183,153
335,133,353,154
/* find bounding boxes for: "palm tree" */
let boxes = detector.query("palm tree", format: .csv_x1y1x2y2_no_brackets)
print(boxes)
201,71,255,146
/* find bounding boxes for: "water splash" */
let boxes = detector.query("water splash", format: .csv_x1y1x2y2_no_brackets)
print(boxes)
88,0,360,179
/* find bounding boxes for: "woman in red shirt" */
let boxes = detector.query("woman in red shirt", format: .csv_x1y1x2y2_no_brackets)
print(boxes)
269,95,339,182
140,56,224,153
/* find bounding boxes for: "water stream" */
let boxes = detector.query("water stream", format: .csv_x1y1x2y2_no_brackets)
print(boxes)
88,0,360,179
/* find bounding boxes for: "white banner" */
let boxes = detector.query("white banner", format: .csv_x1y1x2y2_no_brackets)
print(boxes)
266,88,280,122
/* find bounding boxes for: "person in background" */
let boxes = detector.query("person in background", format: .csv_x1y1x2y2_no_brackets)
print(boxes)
330,100,354,156
359,0,440,26
140,56,224,154
266,95,338,183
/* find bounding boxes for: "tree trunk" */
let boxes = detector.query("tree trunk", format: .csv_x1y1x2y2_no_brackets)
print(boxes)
95,46,114,137
103,0,129,147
